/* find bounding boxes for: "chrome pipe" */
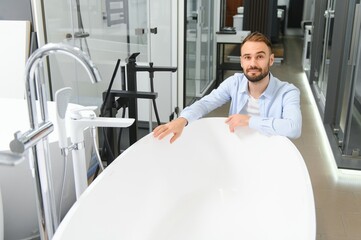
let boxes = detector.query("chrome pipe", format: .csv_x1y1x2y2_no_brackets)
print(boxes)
9,121,54,154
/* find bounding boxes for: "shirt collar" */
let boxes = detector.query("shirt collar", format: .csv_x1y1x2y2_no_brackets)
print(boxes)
240,75,249,94
262,73,276,99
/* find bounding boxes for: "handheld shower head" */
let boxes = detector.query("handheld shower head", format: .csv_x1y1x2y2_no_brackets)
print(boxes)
55,87,72,150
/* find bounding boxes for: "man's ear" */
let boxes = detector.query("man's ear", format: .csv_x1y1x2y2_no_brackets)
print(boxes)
269,53,275,66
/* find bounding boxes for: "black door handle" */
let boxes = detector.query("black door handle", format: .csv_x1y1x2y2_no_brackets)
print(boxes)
150,27,157,34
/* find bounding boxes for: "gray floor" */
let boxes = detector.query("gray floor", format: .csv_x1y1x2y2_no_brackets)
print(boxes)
206,36,361,240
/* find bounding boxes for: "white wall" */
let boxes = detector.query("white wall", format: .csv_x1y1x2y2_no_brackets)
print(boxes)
0,21,30,99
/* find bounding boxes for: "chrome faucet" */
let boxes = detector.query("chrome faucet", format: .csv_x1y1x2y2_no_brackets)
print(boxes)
8,43,102,240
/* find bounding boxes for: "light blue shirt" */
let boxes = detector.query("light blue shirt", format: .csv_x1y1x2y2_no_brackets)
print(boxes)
180,73,302,139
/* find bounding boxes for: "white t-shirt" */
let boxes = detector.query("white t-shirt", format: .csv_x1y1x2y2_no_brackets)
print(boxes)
246,95,260,116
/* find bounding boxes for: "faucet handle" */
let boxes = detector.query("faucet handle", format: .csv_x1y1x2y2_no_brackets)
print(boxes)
70,106,98,120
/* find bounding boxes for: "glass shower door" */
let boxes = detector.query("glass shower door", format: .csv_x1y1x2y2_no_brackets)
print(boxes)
66,0,149,62
185,0,214,105
314,0,336,110
42,0,149,105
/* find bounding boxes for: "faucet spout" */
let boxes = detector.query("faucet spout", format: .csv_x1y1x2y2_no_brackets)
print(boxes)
26,43,101,85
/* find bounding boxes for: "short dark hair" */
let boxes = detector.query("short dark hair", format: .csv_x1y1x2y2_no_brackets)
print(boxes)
241,31,272,53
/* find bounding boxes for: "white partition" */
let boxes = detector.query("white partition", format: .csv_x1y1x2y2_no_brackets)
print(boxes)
0,188,3,240
54,118,316,240
0,20,30,99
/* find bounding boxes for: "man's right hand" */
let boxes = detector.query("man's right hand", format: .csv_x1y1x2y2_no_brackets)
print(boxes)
153,117,188,143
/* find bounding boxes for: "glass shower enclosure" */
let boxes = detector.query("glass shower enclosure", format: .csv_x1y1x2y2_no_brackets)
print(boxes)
333,1,361,162
310,0,361,169
312,0,336,113
184,0,214,106
42,0,149,106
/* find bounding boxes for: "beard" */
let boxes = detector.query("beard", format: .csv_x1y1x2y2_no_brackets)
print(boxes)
244,66,270,83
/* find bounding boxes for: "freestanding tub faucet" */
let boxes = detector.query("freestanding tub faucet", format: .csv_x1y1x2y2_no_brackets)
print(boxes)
8,43,102,240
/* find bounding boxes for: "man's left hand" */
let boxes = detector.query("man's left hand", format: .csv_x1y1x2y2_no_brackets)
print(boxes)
225,114,251,132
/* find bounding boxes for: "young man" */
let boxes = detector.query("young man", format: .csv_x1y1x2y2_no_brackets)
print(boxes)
153,31,301,143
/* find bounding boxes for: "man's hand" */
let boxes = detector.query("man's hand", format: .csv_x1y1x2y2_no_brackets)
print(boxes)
153,117,188,143
225,114,250,132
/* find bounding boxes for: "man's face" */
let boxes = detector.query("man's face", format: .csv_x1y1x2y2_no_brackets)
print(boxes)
240,41,274,82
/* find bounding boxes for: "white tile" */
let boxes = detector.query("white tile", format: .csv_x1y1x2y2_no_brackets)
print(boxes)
342,213,361,239
316,208,346,237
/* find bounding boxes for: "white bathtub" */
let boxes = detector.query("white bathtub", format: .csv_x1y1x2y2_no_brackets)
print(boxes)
53,118,316,240
0,98,93,240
